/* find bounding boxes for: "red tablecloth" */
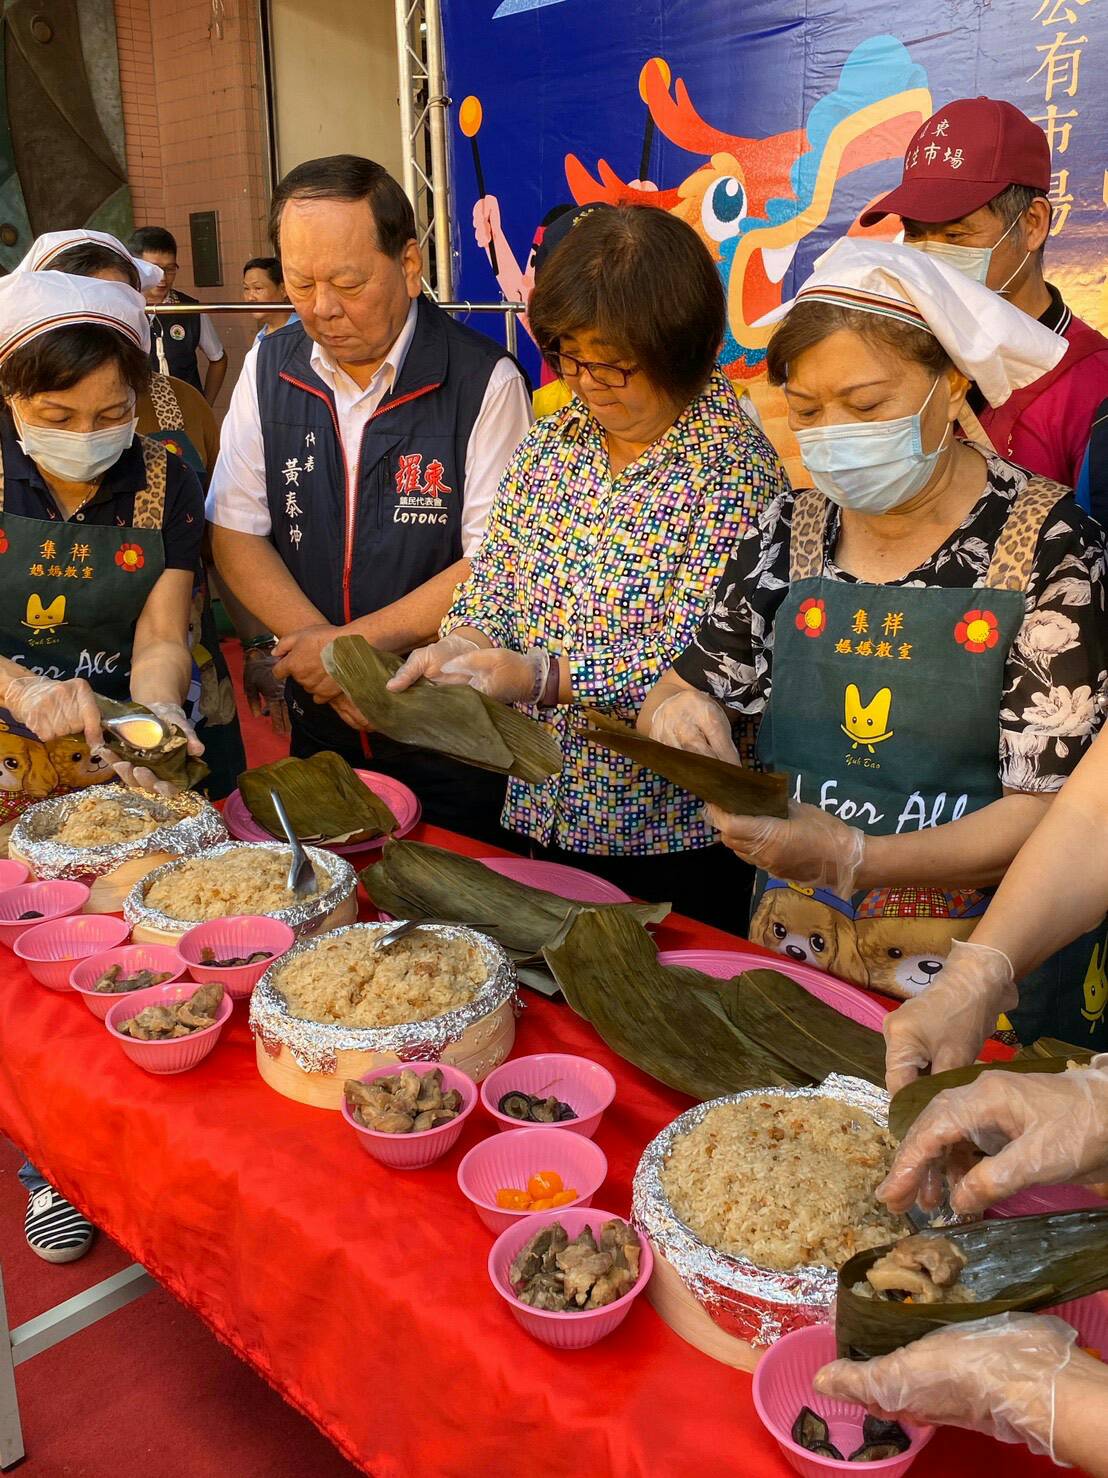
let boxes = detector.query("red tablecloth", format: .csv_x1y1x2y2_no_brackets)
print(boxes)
0,825,1055,1478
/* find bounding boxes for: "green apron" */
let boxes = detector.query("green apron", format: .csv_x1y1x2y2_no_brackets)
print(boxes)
143,375,246,801
0,437,166,827
750,478,1108,1048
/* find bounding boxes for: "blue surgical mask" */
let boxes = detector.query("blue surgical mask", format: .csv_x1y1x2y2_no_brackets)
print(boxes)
906,215,1025,292
794,378,951,513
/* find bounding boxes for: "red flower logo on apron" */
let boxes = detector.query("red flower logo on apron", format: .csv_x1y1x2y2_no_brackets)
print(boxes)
954,608,999,653
795,596,826,639
115,543,145,572
0,530,9,554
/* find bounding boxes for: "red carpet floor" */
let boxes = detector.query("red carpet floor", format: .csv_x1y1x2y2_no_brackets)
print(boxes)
1,642,358,1477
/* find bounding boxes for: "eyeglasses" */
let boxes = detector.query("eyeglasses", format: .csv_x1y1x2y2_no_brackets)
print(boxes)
546,351,640,389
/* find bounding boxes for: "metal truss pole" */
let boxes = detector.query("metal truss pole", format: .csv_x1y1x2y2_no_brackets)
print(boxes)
394,0,454,300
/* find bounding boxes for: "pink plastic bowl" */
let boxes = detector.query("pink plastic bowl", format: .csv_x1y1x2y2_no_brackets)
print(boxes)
70,944,188,1020
753,1324,934,1478
0,880,90,949
14,914,131,989
480,1053,616,1138
0,859,29,892
488,1207,653,1350
176,915,295,1001
457,1127,608,1234
104,979,232,1074
341,1061,478,1169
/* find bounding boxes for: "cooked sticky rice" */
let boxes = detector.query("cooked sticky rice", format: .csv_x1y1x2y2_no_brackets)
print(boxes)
56,789,164,847
660,1095,906,1271
143,847,328,920
276,929,487,1029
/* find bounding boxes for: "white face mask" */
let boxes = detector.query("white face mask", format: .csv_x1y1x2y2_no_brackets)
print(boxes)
907,214,1027,293
14,410,137,483
794,377,951,514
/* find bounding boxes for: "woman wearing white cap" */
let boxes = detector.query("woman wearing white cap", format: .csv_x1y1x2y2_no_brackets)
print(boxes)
640,239,1108,1050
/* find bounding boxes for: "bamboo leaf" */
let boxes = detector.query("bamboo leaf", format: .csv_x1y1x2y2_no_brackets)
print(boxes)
95,695,209,789
238,751,397,843
582,710,788,816
889,1056,1086,1143
836,1208,1108,1357
723,969,887,1087
542,908,810,1099
322,637,561,783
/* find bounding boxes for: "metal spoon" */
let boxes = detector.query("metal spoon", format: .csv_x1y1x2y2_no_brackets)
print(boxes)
372,916,498,951
268,789,318,899
101,713,169,749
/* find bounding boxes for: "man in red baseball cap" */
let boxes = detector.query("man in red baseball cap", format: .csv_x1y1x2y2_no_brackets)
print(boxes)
863,96,1108,499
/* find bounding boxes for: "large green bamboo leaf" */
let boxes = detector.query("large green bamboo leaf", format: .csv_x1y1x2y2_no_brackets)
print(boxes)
889,1055,1090,1143
723,969,887,1087
95,695,208,789
238,751,397,844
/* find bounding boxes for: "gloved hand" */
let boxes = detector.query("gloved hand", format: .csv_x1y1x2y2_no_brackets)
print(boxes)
104,703,204,797
884,937,1017,1097
878,1056,1108,1215
704,799,865,900
243,648,290,736
814,1312,1077,1460
386,634,480,691
648,689,740,763
3,672,102,747
439,647,550,705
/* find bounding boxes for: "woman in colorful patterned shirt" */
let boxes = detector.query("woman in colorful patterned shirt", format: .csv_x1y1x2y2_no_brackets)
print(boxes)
640,240,1108,1049
388,205,789,924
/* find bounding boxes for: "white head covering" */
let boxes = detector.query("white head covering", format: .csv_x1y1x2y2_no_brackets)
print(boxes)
770,238,1067,408
0,270,151,364
13,229,164,292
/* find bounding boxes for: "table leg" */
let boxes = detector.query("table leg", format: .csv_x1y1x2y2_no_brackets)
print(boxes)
0,1265,24,1471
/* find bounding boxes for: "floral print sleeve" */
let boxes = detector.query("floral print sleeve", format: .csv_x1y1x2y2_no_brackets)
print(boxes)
1000,501,1108,791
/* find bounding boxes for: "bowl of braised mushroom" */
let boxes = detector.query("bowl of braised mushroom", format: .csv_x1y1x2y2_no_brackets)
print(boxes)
341,1061,478,1169
105,981,232,1074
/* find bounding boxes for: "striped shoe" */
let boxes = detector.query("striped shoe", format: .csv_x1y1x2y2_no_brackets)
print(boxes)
24,1185,95,1264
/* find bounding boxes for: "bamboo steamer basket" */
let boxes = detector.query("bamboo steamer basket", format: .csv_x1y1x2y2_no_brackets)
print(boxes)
250,922,518,1110
123,841,358,946
9,786,227,914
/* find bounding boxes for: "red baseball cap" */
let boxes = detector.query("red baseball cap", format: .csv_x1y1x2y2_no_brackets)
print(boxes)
861,97,1051,226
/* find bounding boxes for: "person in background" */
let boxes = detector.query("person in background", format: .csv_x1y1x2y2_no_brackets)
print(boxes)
815,1064,1108,1475
243,256,298,341
18,230,270,782
388,206,788,924
207,154,532,842
862,96,1108,493
0,271,204,1262
128,226,227,406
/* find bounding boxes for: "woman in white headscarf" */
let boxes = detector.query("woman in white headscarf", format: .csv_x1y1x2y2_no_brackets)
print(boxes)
639,239,1108,1051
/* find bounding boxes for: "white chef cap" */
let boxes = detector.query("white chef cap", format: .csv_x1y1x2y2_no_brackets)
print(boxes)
0,270,151,364
14,229,164,292
770,238,1066,408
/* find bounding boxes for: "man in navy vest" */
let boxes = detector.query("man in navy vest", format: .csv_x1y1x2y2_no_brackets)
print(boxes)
129,226,228,404
206,155,532,841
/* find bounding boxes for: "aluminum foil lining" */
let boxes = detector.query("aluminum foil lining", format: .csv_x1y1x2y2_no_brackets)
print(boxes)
632,1075,893,1349
248,921,518,1075
123,840,356,937
11,784,228,880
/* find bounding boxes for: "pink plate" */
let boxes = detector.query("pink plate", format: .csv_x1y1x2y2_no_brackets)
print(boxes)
988,1182,1108,1219
222,770,421,855
477,857,631,904
657,948,888,1032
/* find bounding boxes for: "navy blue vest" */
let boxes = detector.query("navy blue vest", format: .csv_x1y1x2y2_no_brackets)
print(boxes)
149,291,204,392
255,294,511,750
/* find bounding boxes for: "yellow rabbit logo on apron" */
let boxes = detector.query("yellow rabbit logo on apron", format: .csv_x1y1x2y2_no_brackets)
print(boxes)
841,684,894,753
22,592,66,639
1082,941,1108,1032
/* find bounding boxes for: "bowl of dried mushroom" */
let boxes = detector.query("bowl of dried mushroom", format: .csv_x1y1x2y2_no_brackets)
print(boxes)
341,1061,478,1168
105,980,232,1073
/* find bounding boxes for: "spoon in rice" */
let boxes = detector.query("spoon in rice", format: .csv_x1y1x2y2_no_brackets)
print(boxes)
268,789,318,900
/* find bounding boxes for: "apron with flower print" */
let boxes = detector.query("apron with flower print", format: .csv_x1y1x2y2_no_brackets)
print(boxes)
0,436,167,830
751,477,1108,1049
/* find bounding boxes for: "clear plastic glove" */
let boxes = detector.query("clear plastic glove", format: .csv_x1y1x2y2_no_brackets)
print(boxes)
243,648,290,736
648,690,740,763
704,799,865,900
884,937,1017,1098
878,1056,1108,1215
814,1312,1077,1460
3,672,102,747
386,634,479,692
101,703,204,798
439,647,550,705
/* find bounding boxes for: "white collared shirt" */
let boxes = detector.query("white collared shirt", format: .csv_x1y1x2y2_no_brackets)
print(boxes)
206,300,531,557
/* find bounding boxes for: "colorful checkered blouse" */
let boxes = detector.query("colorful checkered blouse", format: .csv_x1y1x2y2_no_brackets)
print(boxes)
444,370,789,854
